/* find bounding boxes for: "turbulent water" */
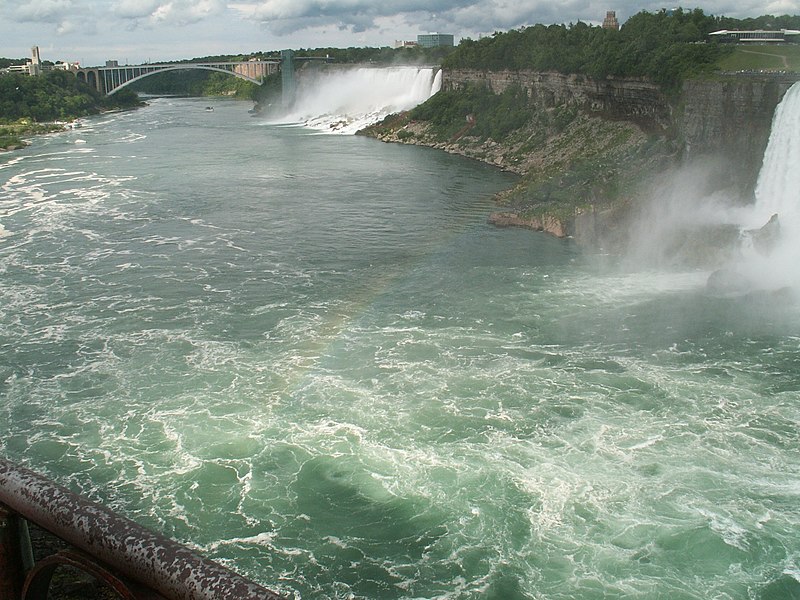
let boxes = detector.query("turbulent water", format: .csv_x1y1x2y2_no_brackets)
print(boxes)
1,94,800,600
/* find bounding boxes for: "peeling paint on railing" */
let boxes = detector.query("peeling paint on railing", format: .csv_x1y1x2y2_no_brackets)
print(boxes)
0,458,287,600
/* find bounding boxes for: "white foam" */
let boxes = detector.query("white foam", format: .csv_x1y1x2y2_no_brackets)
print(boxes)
730,81,800,292
275,67,442,135
754,82,800,226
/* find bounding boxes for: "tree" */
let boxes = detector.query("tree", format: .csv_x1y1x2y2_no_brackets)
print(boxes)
440,8,732,90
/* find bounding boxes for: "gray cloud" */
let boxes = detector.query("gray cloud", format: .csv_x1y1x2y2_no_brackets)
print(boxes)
3,0,800,67
10,0,800,39
114,0,161,19
236,0,800,37
13,0,75,23
238,0,469,34
114,0,227,25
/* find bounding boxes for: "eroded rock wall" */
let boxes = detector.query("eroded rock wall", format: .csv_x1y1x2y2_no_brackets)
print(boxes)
443,69,672,131
678,75,799,197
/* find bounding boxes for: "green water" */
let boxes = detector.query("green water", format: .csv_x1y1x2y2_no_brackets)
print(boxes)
1,98,799,599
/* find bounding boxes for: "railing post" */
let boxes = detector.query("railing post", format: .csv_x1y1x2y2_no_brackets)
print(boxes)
0,503,26,600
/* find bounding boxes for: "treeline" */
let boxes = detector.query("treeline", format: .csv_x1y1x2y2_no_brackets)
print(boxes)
0,70,141,122
127,69,259,99
289,45,455,64
180,45,453,66
715,14,800,30
0,58,27,69
443,9,798,89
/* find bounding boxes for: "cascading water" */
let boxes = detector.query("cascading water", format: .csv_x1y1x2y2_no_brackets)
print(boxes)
753,81,800,228
276,66,442,134
706,80,800,295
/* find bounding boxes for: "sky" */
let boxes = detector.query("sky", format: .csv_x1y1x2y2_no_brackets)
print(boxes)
1,0,799,66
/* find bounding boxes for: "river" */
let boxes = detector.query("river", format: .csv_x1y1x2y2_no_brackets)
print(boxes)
1,94,799,600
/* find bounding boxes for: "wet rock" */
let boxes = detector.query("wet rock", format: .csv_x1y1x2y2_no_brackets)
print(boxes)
748,213,780,255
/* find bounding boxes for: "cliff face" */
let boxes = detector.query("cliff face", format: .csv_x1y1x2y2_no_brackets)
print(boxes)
363,69,800,248
443,69,672,131
444,71,800,244
442,70,800,182
679,75,799,196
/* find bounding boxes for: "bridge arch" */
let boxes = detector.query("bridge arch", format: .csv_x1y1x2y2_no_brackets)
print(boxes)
75,69,98,90
106,65,267,95
75,61,279,95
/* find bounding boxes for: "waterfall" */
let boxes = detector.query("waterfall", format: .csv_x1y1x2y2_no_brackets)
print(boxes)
275,66,442,134
709,80,800,295
753,81,800,229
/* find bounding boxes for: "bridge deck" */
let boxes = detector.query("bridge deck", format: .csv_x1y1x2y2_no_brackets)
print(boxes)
77,60,281,95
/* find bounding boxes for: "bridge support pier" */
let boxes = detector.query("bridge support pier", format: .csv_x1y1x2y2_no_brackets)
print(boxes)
280,50,296,108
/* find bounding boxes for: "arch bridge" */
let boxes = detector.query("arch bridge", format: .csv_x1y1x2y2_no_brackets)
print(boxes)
76,60,281,95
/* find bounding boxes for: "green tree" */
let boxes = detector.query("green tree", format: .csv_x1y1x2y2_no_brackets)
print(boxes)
441,8,731,90
0,70,141,123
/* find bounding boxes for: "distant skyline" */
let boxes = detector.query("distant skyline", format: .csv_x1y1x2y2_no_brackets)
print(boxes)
1,0,799,66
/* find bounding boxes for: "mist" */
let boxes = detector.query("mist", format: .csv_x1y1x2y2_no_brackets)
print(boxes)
625,81,800,298
269,66,442,134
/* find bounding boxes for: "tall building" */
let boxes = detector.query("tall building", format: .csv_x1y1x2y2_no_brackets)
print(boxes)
417,33,455,48
602,11,620,30
29,45,42,76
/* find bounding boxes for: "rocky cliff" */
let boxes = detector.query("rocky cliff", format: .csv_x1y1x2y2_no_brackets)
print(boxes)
679,74,799,197
361,69,800,251
443,69,672,132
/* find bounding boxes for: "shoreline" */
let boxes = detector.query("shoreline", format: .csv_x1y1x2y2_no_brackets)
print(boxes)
0,101,151,154
0,122,68,152
358,115,580,239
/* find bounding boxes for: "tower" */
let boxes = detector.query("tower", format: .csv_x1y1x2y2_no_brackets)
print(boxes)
602,11,620,31
30,46,42,76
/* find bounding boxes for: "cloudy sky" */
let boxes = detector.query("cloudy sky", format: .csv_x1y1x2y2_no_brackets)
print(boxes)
1,0,799,66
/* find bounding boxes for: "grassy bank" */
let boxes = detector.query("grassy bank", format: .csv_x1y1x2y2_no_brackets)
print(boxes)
0,119,66,151
0,69,143,151
715,44,800,72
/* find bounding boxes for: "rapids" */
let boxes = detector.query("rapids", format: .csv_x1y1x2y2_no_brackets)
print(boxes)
0,84,799,600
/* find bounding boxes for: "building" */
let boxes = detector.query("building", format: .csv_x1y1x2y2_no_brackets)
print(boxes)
3,64,31,75
709,29,800,44
29,46,42,76
394,40,419,49
602,11,620,31
1,47,80,76
2,47,41,76
417,33,455,48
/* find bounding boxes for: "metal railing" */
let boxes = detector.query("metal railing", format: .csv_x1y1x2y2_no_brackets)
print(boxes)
0,459,287,600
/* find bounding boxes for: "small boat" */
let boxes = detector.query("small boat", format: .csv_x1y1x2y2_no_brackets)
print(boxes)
205,106,214,112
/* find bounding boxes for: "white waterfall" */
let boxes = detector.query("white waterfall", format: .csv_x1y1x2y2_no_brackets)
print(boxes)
753,81,800,229
725,80,800,293
275,66,442,134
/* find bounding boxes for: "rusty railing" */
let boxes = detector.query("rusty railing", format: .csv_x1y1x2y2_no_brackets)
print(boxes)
0,458,287,600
